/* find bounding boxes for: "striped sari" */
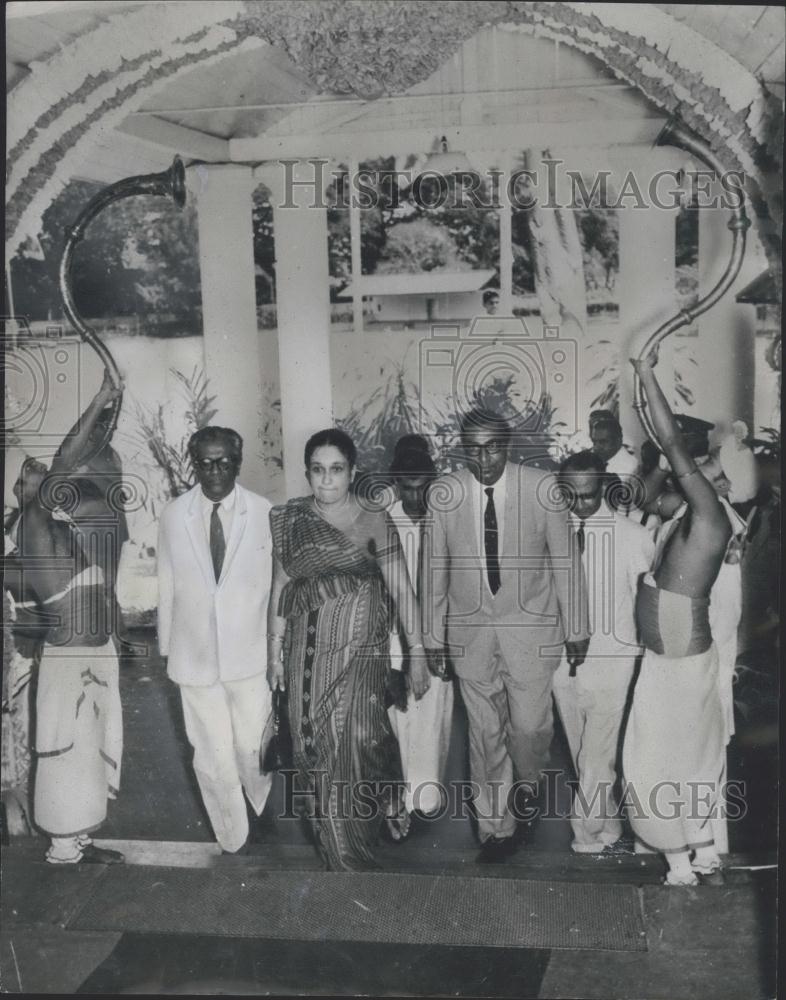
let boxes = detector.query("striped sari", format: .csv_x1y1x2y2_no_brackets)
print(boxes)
270,497,402,871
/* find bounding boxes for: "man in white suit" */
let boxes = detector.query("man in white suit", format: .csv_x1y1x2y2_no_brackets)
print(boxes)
157,426,274,854
421,408,590,862
551,450,654,854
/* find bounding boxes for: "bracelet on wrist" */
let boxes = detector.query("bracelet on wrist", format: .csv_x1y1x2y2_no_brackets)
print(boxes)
267,633,285,642
676,466,699,481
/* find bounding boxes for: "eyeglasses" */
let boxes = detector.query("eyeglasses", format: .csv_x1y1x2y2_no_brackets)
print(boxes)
463,440,506,456
194,458,236,472
560,486,600,504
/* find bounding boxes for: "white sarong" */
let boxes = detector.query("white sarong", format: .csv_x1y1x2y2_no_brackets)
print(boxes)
622,643,724,854
33,640,122,837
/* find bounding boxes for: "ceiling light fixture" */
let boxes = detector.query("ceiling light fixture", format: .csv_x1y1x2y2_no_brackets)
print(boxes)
416,135,476,178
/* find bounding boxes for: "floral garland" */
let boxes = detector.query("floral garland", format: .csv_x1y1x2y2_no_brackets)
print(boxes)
6,0,782,279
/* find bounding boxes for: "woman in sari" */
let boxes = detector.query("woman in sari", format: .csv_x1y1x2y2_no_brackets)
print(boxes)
267,429,430,871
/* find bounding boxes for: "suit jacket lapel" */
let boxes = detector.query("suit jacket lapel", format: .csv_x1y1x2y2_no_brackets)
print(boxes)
502,462,520,561
462,468,482,558
218,485,248,585
185,487,216,590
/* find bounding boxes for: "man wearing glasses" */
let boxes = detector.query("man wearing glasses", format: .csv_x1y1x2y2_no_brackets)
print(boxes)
421,408,590,862
157,427,274,854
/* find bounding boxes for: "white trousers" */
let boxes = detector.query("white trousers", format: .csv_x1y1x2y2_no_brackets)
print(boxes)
388,677,453,815
553,654,635,853
178,672,273,853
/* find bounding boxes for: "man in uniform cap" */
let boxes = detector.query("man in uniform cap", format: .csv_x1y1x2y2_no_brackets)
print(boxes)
674,414,715,458
589,411,638,483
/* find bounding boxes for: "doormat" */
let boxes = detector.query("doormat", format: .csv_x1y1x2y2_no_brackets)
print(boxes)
69,867,646,951
76,932,552,996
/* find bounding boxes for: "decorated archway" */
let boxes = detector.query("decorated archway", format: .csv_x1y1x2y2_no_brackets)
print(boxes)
6,0,783,283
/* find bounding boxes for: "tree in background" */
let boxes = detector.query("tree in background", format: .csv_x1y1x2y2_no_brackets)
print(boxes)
402,168,500,274
577,208,619,292
326,158,395,296
375,219,469,273
327,159,500,294
252,185,276,306
10,179,202,328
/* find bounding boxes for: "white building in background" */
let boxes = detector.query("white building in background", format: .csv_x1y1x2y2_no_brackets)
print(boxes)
339,270,496,323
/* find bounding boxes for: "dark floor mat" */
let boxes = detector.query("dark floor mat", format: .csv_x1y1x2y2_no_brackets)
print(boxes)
0,857,106,928
76,932,552,996
69,866,646,951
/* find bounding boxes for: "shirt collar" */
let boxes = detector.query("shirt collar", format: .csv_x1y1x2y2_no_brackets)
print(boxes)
569,499,613,529
475,464,507,495
201,485,237,512
719,496,747,538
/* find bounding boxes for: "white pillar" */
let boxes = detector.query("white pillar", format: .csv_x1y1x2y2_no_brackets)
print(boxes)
697,182,760,435
191,163,266,494
271,160,333,498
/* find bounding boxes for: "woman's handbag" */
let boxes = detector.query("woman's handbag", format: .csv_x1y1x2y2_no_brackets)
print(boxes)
261,687,293,773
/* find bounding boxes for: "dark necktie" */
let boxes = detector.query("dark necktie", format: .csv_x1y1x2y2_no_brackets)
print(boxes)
576,521,586,556
484,487,501,595
210,502,226,582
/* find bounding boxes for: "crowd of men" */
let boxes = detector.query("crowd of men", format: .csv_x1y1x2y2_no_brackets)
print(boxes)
2,357,778,884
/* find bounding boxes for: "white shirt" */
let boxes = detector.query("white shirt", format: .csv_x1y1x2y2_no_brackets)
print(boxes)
605,445,638,478
387,499,422,669
570,500,654,659
469,466,507,591
388,500,420,586
200,486,237,546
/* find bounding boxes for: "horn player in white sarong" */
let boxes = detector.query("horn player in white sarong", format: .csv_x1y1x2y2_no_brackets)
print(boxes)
623,344,739,886
3,373,126,865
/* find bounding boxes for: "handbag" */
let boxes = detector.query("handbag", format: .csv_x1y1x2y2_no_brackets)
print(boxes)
261,687,293,773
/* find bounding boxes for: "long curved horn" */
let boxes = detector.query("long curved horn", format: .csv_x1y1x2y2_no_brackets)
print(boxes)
58,156,187,462
632,120,751,444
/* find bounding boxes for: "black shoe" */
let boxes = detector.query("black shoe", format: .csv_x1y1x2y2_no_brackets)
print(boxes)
511,784,541,826
80,844,125,865
515,811,541,844
476,836,517,864
221,842,249,856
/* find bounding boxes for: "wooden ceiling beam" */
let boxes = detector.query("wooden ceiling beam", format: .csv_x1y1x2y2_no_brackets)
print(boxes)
118,115,230,162
231,118,666,163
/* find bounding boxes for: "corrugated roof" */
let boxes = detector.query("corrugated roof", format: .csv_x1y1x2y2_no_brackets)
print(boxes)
339,270,496,298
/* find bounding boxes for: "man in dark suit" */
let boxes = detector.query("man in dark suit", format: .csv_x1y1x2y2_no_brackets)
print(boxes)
421,407,590,861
